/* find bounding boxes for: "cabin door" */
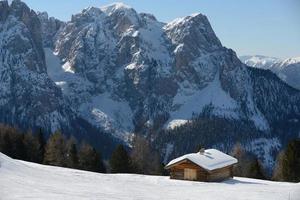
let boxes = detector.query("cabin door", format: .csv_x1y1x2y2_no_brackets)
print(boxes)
184,168,197,180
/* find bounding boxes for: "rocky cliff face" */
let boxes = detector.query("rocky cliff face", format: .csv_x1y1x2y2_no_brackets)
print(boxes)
37,11,64,48
0,0,67,132
0,0,119,156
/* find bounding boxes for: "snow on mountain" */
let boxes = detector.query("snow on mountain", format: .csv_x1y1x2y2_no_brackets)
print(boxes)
241,55,300,90
270,57,300,90
240,55,281,69
1,152,299,200
166,71,239,129
0,0,74,133
50,5,280,138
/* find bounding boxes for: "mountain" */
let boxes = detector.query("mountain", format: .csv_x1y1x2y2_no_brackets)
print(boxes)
239,55,281,69
240,55,300,90
51,4,273,136
0,0,299,168
47,3,300,168
0,0,119,156
37,11,64,48
1,152,299,200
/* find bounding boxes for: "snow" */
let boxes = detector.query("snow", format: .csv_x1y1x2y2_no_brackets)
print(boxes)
79,93,134,141
239,55,281,69
279,57,300,66
165,149,238,171
62,61,75,74
1,152,299,200
101,2,132,14
165,119,189,129
45,48,93,94
100,2,139,27
245,137,281,170
165,72,239,129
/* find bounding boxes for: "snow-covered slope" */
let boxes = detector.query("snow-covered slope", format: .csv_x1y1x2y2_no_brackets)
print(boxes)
0,152,299,200
241,55,300,90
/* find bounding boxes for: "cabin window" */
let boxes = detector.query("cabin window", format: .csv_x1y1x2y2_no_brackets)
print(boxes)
184,168,197,180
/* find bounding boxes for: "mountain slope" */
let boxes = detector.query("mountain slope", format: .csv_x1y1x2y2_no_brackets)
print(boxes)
0,0,119,156
239,55,281,70
46,3,300,168
51,4,298,136
0,152,299,200
240,55,300,90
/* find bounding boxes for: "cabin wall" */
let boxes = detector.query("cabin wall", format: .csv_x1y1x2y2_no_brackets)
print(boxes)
207,166,233,182
169,161,234,182
169,160,208,181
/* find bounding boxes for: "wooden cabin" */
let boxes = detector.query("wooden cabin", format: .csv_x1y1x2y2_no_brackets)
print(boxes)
165,148,237,182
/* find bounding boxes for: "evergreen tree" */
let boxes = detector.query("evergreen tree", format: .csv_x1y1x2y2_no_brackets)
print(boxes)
0,132,12,156
23,131,40,162
273,139,300,182
231,143,265,178
11,132,25,160
78,142,106,173
44,131,66,167
65,137,78,169
249,158,265,179
36,128,46,163
272,151,285,181
110,144,131,173
131,135,162,175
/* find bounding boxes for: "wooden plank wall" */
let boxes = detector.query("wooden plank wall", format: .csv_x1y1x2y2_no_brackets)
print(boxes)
169,160,234,182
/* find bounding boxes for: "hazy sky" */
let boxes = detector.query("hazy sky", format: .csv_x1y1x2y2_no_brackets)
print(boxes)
21,0,300,59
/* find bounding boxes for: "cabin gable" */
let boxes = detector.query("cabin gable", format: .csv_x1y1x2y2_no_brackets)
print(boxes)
169,159,209,181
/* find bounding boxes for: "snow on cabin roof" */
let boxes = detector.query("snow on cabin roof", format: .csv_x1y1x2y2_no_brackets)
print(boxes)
165,149,238,171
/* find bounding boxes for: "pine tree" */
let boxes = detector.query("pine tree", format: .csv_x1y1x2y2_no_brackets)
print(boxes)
44,131,66,167
36,128,46,163
272,151,285,181
23,131,40,162
11,132,25,160
231,143,246,176
78,142,106,173
231,143,264,178
65,137,78,169
110,144,131,173
131,135,162,175
0,132,12,156
274,139,300,182
249,158,265,179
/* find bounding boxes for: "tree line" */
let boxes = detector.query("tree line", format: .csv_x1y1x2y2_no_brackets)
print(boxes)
0,124,164,175
0,124,299,181
0,124,105,172
230,140,300,182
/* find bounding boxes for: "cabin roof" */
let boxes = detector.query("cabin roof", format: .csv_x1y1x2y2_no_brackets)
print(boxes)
165,149,238,171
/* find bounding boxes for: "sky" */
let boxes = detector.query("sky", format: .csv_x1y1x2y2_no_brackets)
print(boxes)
21,0,300,59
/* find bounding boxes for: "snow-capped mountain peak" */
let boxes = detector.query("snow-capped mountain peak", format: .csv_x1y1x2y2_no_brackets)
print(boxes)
101,2,132,14
241,55,300,90
239,55,281,69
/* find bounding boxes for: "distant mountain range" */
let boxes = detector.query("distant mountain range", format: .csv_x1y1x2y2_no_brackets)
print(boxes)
0,0,299,168
240,55,300,90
